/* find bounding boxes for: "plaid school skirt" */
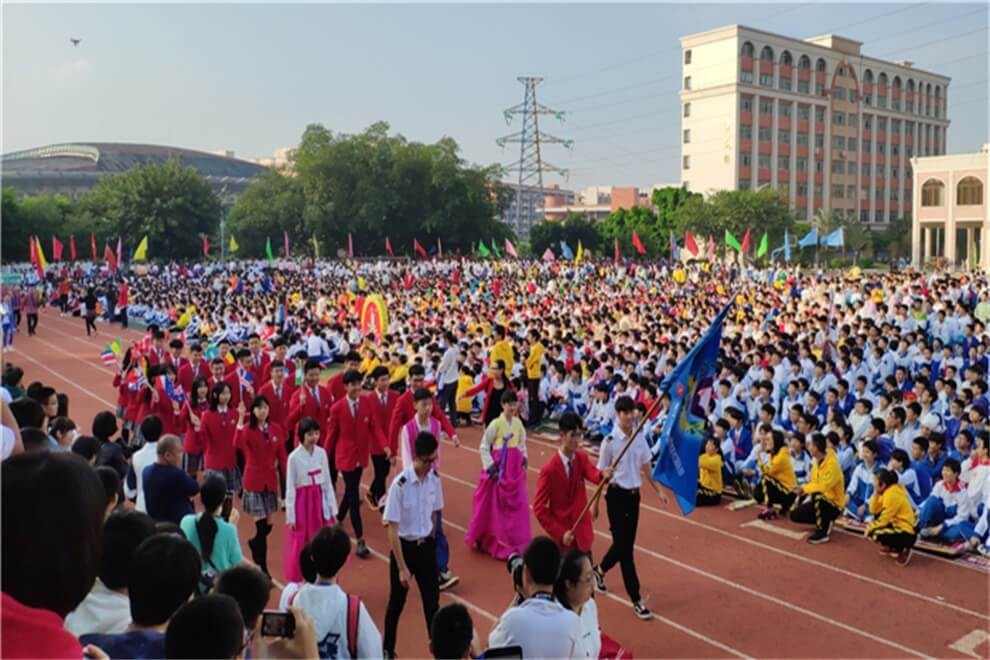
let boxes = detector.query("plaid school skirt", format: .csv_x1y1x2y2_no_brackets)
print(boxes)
183,451,203,475
205,467,242,494
243,489,278,518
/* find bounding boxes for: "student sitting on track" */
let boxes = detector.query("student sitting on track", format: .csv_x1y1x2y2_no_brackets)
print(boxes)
845,440,881,522
865,468,917,566
696,437,723,507
755,428,797,520
917,458,976,544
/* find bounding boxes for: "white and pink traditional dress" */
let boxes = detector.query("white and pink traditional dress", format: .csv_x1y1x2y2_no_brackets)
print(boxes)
465,413,531,559
284,443,336,583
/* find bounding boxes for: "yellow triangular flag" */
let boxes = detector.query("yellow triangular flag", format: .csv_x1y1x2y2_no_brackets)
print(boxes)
229,235,239,252
132,236,149,261
576,240,584,262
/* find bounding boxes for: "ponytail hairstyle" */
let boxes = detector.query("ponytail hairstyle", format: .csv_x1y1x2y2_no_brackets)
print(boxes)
196,475,227,563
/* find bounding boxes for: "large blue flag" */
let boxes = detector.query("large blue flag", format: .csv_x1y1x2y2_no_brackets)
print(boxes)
652,302,732,515
559,241,574,260
821,227,844,248
797,228,819,248
783,228,791,262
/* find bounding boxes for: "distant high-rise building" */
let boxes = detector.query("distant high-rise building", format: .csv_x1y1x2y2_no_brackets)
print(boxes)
499,182,575,238
680,25,951,225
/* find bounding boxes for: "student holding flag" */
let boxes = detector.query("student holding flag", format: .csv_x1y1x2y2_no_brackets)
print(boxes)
593,395,668,620
224,349,257,409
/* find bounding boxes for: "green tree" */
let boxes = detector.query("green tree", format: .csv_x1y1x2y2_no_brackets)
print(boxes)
1,190,76,262
78,160,222,259
676,188,797,256
529,212,601,257
227,170,305,257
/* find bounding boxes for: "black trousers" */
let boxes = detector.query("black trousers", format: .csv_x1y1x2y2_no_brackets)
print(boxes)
438,382,458,426
85,314,97,335
337,467,364,539
600,487,642,602
384,537,439,654
119,306,128,329
867,525,917,550
59,295,68,313
369,453,391,505
26,313,38,335
790,493,841,533
755,475,796,512
527,377,543,426
696,485,722,507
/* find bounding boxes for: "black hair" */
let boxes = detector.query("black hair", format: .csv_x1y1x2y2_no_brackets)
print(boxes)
912,436,930,453
196,475,228,563
370,365,390,380
413,387,433,403
92,410,118,441
99,511,157,591
298,416,321,440
614,395,634,414
523,536,561,587
415,431,439,458
304,358,322,373
810,434,827,454
408,364,426,377
345,350,362,364
20,427,50,453
875,468,899,488
209,382,231,411
558,412,583,433
248,395,270,429
1,452,104,617
129,533,201,627
943,457,962,474
189,376,210,408
342,368,363,386
861,439,879,457
50,415,77,438
31,385,57,409
165,593,245,660
9,397,44,429
770,429,786,454
299,540,318,583
214,565,272,630
71,434,102,462
140,415,164,445
553,549,592,611
309,526,351,579
501,389,518,405
95,465,121,510
431,603,474,659
890,448,910,468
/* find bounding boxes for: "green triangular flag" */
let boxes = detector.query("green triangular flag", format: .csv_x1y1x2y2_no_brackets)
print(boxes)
725,229,742,252
478,240,491,258
491,239,502,258
757,232,768,258
265,236,274,263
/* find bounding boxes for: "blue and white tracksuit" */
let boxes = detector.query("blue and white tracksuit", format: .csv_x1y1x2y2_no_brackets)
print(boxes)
917,481,976,542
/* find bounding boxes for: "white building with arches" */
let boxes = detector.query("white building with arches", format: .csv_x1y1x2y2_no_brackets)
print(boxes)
912,145,989,270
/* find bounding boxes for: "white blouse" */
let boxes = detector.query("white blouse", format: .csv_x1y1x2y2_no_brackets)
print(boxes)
285,445,336,525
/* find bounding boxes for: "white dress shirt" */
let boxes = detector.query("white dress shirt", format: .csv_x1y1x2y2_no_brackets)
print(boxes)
383,465,443,539
597,425,652,489
488,596,581,659
292,582,383,660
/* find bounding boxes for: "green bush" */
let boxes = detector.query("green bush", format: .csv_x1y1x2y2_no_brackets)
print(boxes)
858,257,875,269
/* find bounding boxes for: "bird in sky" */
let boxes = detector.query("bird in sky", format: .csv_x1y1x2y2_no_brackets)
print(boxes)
70,38,81,46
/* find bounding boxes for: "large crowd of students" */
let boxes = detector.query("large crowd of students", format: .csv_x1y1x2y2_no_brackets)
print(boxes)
3,255,990,658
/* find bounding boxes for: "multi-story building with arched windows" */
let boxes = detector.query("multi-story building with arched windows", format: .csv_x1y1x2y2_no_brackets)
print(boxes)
680,25,951,227
911,145,988,270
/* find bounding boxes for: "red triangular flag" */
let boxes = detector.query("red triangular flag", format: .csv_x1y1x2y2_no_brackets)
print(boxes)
614,238,620,262
413,239,427,258
116,237,122,267
90,233,97,261
52,236,64,262
104,244,117,272
632,231,647,255
69,235,78,261
29,237,38,274
740,229,751,254
385,237,394,257
202,235,210,257
685,231,698,256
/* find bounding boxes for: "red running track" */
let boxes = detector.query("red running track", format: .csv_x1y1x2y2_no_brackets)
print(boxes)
8,309,990,658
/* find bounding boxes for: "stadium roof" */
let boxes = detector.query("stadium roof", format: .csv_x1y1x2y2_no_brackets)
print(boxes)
1,142,266,180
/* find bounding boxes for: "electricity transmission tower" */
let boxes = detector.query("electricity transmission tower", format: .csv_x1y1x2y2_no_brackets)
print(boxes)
497,77,572,232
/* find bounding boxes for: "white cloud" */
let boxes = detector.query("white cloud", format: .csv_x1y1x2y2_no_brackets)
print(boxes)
44,58,90,85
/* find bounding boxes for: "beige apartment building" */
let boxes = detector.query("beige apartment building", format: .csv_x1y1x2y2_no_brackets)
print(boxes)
680,25,950,225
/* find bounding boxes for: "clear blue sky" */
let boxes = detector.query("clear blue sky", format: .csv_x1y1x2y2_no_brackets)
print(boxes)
3,2,987,191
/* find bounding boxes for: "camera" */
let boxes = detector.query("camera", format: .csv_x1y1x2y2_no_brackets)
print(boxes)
506,552,524,592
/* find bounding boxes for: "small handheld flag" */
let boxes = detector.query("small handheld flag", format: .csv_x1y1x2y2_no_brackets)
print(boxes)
100,345,117,367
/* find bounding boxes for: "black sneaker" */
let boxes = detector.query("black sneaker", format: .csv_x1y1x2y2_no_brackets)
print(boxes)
592,565,607,593
355,539,371,558
438,571,460,591
383,649,397,659
633,600,652,620
807,529,831,544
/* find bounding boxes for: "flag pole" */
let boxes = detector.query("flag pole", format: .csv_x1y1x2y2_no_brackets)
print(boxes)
567,393,666,535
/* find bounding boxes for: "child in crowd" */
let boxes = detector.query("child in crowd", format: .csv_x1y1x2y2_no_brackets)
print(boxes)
755,428,797,520
845,440,881,522
917,459,976,543
865,468,917,566
788,434,812,485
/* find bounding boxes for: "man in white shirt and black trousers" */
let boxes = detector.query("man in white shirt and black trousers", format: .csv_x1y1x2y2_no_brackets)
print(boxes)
382,430,443,659
487,536,581,659
593,395,668,620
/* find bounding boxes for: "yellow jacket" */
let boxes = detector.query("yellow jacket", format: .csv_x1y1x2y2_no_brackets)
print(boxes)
866,483,916,534
699,452,723,493
803,449,845,508
759,446,797,491
390,364,409,385
455,374,475,414
525,343,545,379
490,340,514,374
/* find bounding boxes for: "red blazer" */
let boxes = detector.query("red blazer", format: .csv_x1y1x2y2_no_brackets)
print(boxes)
112,373,131,408
247,352,271,386
533,450,602,553
461,376,515,424
387,390,456,455
166,354,189,374
287,384,333,446
327,372,347,403
223,370,256,410
363,388,398,455
235,423,288,493
258,380,296,431
178,360,211,394
201,407,238,470
181,401,209,454
152,385,185,436
325,397,384,472
261,358,296,386
146,347,168,367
